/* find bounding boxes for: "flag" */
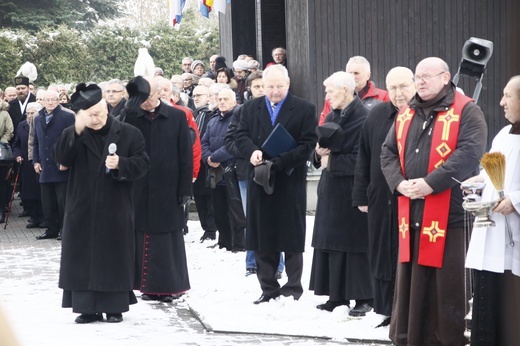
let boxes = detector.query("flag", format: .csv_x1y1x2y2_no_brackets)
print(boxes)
198,0,211,18
169,0,186,27
213,0,230,14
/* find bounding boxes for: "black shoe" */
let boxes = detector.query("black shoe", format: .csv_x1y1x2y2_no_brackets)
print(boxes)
316,300,349,312
26,222,41,229
36,232,58,240
18,210,29,217
253,294,277,305
158,295,174,303
141,294,160,301
232,247,245,253
75,313,103,323
200,231,216,242
56,233,62,241
376,316,391,328
106,313,123,323
40,221,48,228
349,302,372,317
245,268,257,277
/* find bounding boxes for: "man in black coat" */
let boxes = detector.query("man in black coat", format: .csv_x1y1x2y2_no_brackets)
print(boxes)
123,76,193,303
235,65,317,304
33,90,75,240
352,66,416,326
54,83,149,324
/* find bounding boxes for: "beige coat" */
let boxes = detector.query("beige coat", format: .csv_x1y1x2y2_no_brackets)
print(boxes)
0,102,14,143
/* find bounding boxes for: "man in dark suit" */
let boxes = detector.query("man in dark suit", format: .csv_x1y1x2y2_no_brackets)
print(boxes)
8,76,36,136
123,76,193,303
235,65,317,304
33,90,75,239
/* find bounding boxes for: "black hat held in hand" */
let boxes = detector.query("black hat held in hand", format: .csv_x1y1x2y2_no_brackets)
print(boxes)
70,83,102,112
316,122,345,152
125,76,150,112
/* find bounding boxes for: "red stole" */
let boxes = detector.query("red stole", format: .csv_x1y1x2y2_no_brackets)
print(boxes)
395,91,472,268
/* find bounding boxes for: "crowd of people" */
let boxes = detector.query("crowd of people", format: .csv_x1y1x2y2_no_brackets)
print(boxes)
1,46,519,346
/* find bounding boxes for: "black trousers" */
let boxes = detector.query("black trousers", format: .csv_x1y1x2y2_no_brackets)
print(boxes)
255,251,303,299
211,185,244,250
40,182,67,235
25,199,44,224
193,193,217,232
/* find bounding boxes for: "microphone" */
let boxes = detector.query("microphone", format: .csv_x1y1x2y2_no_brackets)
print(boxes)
106,143,117,173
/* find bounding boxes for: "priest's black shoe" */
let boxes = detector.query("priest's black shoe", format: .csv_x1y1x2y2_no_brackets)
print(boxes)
106,313,123,323
349,302,372,317
158,295,174,303
200,231,216,242
141,294,160,301
26,222,42,229
316,300,350,312
253,294,276,304
36,232,58,240
75,313,103,324
376,316,391,328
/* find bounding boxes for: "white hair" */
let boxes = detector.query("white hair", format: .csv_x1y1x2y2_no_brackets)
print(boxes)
346,56,371,73
263,64,289,81
323,71,356,95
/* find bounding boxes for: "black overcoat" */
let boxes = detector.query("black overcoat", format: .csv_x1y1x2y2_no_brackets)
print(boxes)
235,93,317,252
352,101,398,280
12,120,41,200
311,97,369,252
54,117,149,292
124,102,193,233
8,93,36,136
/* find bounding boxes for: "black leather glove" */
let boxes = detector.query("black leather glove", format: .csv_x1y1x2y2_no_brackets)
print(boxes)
178,195,191,207
270,157,284,171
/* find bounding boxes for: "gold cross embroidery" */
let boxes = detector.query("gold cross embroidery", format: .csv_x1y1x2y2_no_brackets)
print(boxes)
399,217,409,239
396,108,414,140
422,221,446,242
437,108,460,141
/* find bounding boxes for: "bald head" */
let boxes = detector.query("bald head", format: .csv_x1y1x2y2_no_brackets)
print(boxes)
414,57,451,101
386,66,416,109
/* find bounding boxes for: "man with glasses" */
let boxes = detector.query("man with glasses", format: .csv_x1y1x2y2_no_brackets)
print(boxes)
105,79,126,118
33,90,75,240
380,57,488,345
353,66,416,327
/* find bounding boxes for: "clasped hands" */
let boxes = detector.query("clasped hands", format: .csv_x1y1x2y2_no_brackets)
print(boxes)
397,178,433,200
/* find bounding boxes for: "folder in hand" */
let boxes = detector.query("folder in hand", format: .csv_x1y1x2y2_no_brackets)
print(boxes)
261,123,297,175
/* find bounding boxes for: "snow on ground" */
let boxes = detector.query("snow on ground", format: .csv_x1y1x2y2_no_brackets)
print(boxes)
0,216,391,345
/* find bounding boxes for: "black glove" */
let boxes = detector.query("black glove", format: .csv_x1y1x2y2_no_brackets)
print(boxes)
270,157,284,171
178,195,191,207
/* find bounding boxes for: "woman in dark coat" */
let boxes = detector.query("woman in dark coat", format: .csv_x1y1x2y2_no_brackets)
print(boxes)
309,71,373,316
54,84,149,323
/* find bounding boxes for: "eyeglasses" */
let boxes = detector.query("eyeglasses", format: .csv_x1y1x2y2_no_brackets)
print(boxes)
43,98,59,102
106,90,123,94
388,82,414,93
414,71,445,83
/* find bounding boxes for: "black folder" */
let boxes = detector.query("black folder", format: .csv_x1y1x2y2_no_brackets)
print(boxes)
261,123,297,175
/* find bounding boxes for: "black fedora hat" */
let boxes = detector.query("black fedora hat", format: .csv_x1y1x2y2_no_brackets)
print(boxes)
70,83,102,112
316,122,344,152
253,160,275,195
125,76,150,111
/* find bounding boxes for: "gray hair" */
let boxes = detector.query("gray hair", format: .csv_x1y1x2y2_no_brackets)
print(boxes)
26,102,43,112
323,71,356,95
209,83,230,96
346,56,371,73
107,79,125,90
